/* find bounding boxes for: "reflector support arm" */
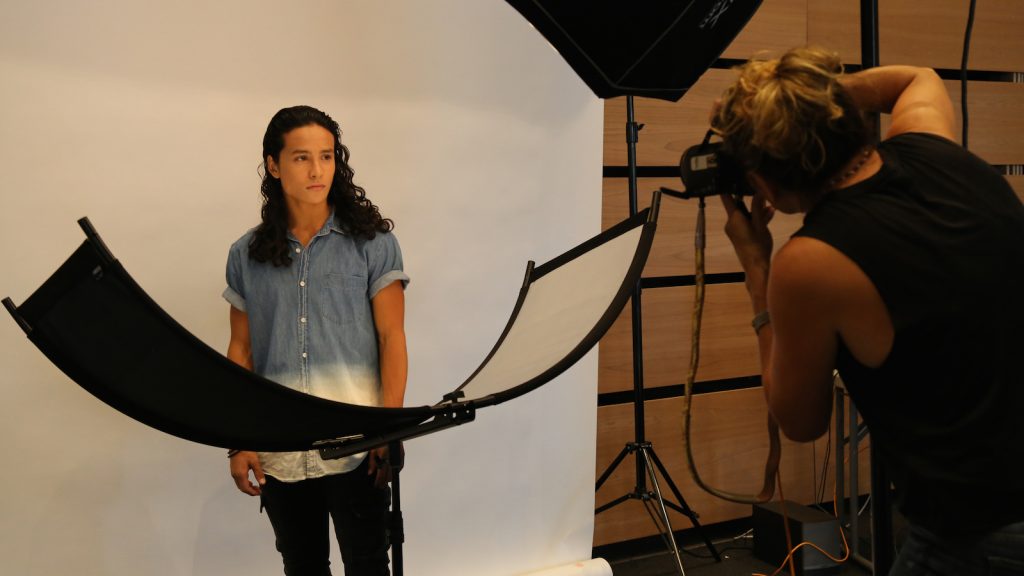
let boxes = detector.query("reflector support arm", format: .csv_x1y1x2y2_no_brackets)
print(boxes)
316,400,477,460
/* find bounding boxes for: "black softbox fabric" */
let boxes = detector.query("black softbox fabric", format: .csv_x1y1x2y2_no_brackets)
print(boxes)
505,0,763,101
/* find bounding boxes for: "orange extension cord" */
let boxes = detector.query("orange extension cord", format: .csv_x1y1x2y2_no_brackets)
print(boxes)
751,464,853,576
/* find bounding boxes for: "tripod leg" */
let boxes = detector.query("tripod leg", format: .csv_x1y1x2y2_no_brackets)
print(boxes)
640,448,686,576
596,443,642,516
596,443,634,491
648,448,721,561
595,493,634,515
642,499,679,559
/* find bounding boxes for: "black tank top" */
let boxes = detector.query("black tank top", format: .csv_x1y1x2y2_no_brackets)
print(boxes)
794,133,1024,537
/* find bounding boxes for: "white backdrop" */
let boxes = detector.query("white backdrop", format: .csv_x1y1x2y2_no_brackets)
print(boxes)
0,1,604,574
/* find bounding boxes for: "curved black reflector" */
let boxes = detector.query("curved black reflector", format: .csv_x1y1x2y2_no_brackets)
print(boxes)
6,231,436,452
5,198,658,455
505,0,763,101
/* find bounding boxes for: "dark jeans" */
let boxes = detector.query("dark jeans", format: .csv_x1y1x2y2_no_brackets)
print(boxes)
260,459,391,576
890,521,1024,576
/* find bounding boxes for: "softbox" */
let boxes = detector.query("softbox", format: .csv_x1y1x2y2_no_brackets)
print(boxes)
505,0,763,101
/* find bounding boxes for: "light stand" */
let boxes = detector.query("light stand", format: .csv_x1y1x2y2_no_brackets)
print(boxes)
389,440,406,576
595,96,720,575
859,1,896,573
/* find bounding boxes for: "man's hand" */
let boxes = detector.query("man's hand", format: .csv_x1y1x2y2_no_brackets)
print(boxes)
229,451,265,496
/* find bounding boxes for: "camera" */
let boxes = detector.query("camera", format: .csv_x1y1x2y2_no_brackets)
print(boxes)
672,135,753,200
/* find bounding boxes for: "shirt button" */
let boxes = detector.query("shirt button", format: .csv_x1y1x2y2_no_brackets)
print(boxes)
299,281,306,287
302,352,308,359
300,317,307,323
295,248,301,254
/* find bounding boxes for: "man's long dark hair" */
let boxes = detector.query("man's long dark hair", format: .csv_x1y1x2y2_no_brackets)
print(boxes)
250,105,393,266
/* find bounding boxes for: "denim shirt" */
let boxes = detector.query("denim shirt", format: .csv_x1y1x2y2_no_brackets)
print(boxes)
223,214,409,481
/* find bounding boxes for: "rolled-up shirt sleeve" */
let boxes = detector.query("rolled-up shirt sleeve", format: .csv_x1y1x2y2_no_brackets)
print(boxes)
223,240,247,311
367,232,410,299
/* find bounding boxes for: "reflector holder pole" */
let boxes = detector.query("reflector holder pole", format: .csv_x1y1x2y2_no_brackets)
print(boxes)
316,401,476,461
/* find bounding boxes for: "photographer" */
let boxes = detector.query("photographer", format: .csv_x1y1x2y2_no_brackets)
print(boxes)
713,47,1024,574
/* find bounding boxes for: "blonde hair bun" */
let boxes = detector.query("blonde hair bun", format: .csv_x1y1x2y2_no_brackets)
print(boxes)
713,46,867,197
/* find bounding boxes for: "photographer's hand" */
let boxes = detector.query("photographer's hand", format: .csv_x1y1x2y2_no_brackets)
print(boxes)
720,190,775,311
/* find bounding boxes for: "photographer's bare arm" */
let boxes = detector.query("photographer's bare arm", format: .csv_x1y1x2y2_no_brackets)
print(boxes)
226,305,265,496
839,65,956,141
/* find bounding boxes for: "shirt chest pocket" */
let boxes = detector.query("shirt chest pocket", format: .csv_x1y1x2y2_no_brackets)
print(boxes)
314,273,368,327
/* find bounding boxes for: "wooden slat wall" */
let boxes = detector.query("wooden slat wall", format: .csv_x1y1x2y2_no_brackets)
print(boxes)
602,178,805,278
606,79,1024,168
596,0,1023,548
604,70,736,168
941,81,1024,164
875,81,1024,164
595,391,870,546
721,0,808,60
1009,176,1024,202
599,284,761,394
808,0,1024,71
599,172,800,398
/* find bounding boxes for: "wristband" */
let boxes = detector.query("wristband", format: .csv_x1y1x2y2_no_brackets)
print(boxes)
752,310,771,334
